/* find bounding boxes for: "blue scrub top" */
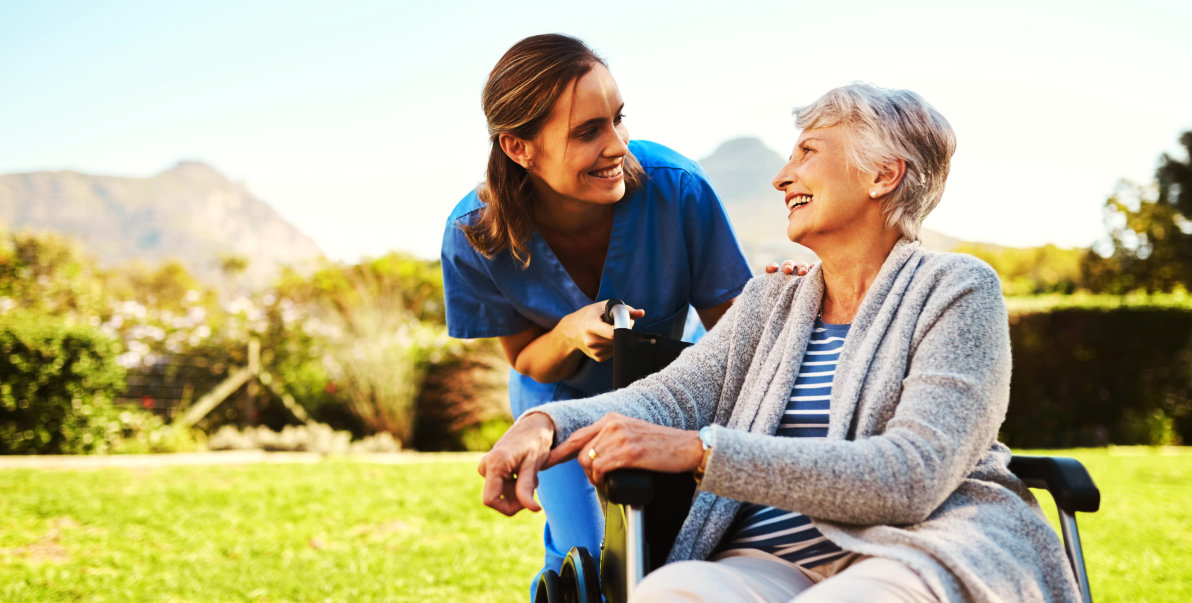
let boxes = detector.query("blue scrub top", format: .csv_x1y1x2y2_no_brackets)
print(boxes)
441,140,752,415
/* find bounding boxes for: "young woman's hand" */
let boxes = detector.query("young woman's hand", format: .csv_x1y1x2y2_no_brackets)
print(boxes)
764,260,814,275
556,300,644,363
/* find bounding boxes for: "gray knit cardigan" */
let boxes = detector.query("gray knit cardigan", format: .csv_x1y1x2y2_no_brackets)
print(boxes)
536,239,1081,602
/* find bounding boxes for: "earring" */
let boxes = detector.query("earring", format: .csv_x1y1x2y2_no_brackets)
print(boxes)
869,191,878,199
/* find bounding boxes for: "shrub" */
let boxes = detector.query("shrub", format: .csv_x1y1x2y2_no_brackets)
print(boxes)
413,338,510,451
291,260,450,446
0,311,195,453
318,302,442,445
1003,307,1192,447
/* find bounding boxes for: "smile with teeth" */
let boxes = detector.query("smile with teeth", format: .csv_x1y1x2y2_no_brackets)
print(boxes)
787,194,812,211
590,165,623,179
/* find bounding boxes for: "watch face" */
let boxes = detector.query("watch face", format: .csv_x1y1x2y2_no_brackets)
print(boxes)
699,426,713,448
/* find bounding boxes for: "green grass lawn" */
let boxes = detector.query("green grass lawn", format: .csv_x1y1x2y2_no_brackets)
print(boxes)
0,456,544,602
1,447,1188,602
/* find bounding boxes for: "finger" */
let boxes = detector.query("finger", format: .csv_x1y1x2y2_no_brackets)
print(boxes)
482,471,519,515
552,426,597,463
591,321,615,341
589,463,606,488
545,444,576,468
781,259,797,275
497,480,526,516
585,440,620,488
586,337,614,361
480,464,499,500
572,435,601,486
796,263,810,276
765,262,779,274
624,307,645,330
514,459,542,512
554,424,604,468
579,328,614,361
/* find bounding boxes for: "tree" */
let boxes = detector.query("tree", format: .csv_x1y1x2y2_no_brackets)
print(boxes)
956,243,1085,296
1086,131,1192,293
0,227,106,317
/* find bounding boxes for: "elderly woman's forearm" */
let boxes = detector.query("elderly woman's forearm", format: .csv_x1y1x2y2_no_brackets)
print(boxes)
699,429,986,525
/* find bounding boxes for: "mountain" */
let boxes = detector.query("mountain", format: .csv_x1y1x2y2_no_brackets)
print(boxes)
0,161,324,287
699,137,970,268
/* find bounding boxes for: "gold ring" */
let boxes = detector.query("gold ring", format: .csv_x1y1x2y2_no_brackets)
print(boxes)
588,448,597,460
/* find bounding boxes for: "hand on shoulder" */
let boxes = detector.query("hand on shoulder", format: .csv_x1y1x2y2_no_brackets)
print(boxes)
764,260,814,276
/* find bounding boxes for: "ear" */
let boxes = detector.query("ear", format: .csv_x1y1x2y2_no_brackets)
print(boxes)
869,158,906,198
498,133,534,169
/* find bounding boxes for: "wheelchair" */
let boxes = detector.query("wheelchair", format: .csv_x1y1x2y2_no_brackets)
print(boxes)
533,301,1101,603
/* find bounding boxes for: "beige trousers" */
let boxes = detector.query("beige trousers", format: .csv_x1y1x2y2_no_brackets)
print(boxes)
628,549,940,603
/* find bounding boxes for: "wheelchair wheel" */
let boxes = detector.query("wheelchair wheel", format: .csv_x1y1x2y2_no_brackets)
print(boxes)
533,569,561,603
558,546,601,603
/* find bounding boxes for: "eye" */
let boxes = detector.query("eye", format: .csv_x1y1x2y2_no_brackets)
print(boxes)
614,112,625,125
577,128,598,141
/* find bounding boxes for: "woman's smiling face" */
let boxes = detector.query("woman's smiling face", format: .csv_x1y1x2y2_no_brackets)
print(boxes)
523,63,630,209
772,125,876,246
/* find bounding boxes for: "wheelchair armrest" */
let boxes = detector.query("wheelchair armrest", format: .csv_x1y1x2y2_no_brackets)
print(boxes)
1009,455,1101,514
610,458,1101,513
604,469,656,507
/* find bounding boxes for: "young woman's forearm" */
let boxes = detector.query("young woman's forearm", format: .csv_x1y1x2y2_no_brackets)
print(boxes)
505,325,586,383
499,301,638,384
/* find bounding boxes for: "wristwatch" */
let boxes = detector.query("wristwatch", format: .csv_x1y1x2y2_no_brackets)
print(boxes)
694,426,713,485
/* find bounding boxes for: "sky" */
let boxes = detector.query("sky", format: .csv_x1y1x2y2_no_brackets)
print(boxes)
2,0,1190,263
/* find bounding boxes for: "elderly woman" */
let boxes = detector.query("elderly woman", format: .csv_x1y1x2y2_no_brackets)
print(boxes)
479,83,1081,602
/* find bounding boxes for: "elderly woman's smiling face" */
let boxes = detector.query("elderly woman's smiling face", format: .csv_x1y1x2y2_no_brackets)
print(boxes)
773,125,884,247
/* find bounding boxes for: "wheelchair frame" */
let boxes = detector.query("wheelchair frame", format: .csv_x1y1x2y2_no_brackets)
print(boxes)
534,301,1101,603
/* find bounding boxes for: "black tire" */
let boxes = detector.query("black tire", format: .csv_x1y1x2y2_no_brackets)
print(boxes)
558,546,601,603
534,569,561,603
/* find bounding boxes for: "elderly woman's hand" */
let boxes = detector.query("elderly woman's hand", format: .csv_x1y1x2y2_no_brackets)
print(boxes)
477,412,557,516
764,260,814,275
548,413,704,487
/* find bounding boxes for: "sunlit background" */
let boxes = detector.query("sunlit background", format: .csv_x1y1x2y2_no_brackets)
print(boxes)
3,0,1190,262
4,3,1192,600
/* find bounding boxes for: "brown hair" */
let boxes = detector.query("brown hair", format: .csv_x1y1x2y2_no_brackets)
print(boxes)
462,33,644,267
793,83,956,240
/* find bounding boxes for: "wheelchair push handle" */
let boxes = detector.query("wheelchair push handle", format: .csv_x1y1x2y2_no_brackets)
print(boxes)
602,298,633,330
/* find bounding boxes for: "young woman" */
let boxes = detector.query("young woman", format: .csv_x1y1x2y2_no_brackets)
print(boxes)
440,34,755,591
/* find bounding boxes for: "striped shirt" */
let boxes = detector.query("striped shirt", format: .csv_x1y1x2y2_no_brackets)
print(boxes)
719,318,851,567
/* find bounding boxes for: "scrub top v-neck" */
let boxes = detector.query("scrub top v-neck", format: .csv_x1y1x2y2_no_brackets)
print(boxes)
531,196,626,306
442,139,753,415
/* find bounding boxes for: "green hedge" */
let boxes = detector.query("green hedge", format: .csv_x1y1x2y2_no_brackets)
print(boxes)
0,312,132,453
1003,307,1192,447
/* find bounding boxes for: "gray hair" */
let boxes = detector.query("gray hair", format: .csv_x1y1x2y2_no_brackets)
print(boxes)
793,83,956,240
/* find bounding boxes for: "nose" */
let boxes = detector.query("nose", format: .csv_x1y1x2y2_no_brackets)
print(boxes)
773,158,796,191
605,124,629,158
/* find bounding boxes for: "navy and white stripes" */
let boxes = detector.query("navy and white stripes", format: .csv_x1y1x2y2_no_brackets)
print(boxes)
720,318,851,567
